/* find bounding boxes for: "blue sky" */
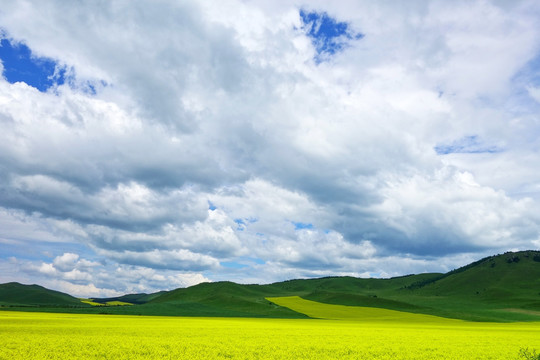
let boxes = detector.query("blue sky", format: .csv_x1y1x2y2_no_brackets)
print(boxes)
0,38,65,91
1,1,540,297
434,135,502,155
300,10,364,63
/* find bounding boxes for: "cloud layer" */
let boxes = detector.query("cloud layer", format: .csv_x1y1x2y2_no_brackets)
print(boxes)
1,0,540,296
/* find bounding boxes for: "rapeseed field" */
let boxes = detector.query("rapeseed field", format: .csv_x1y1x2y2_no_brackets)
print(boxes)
1,300,539,359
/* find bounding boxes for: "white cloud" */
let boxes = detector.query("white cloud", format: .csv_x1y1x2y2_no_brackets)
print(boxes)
0,0,540,293
527,86,540,103
52,253,79,272
0,208,67,243
371,169,540,254
424,1,540,98
2,254,211,297
97,248,220,271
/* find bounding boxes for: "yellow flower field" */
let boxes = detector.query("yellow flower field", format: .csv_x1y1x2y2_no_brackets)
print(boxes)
1,306,539,359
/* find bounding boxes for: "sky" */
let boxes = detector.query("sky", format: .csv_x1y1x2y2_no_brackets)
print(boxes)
1,0,540,297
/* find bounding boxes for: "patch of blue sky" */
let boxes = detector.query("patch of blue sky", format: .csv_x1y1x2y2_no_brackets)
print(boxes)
234,218,245,231
0,38,66,92
221,257,265,269
208,201,217,211
83,81,98,95
220,261,249,269
292,221,314,230
435,135,502,155
79,79,109,96
300,9,364,63
514,52,540,86
0,36,106,96
0,240,94,263
234,217,257,231
506,52,540,111
249,257,265,265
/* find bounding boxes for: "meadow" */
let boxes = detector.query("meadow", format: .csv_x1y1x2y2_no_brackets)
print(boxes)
1,297,539,360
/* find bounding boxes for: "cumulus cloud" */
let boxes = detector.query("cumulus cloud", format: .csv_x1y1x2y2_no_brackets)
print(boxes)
369,169,540,255
0,0,540,294
527,86,540,103
2,254,211,297
52,253,80,272
97,249,219,271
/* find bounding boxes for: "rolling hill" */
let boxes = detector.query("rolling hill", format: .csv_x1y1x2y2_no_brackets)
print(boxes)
92,291,166,305
298,250,540,321
0,250,539,321
0,282,88,307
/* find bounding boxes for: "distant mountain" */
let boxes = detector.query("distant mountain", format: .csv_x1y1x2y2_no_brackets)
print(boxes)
92,291,166,305
298,250,540,321
1,250,539,321
147,280,310,318
406,250,540,298
144,276,442,318
0,282,86,307
394,250,540,320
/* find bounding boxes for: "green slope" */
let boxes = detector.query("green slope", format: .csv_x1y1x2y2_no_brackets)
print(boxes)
271,273,443,294
295,251,540,321
147,281,308,318
1,250,538,321
410,250,540,302
92,291,166,305
0,282,88,307
144,275,444,318
391,250,540,321
267,296,462,323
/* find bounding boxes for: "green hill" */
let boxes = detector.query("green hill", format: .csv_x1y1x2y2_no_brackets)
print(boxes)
92,291,166,305
392,250,540,321
145,250,540,321
144,274,446,318
293,250,540,321
146,281,308,318
1,250,539,321
408,250,540,301
0,282,88,307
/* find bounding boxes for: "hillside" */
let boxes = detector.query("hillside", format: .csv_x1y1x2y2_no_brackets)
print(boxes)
92,291,166,305
407,250,540,300
116,250,540,321
146,281,308,318
0,282,88,307
394,250,540,321
297,250,540,321
0,250,539,321
144,273,449,318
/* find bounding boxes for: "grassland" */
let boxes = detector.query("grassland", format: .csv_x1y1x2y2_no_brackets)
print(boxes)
0,282,85,308
1,309,539,359
1,250,539,322
2,255,540,360
80,299,133,306
267,296,463,323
